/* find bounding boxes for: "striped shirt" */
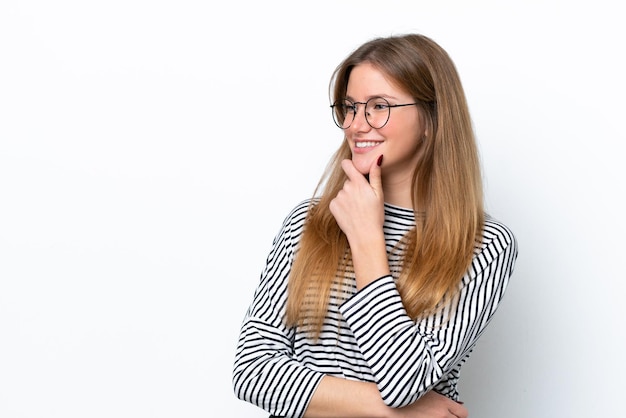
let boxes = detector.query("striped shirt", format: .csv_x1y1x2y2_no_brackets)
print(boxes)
233,199,518,418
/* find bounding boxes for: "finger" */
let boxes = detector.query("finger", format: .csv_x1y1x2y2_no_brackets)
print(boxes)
340,159,368,184
449,401,468,418
367,154,383,196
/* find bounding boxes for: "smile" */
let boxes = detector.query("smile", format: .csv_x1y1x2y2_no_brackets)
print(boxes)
355,141,382,148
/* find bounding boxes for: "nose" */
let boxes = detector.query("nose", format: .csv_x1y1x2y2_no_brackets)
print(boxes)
350,102,371,130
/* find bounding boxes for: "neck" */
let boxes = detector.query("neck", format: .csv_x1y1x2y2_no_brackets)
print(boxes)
382,175,414,209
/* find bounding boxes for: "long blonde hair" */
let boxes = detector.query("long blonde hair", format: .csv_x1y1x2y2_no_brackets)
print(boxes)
285,34,484,338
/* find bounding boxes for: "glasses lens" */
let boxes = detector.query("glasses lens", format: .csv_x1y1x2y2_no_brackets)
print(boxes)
365,97,391,129
332,99,355,129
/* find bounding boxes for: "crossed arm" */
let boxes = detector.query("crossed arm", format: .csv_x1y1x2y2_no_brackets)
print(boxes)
305,376,467,418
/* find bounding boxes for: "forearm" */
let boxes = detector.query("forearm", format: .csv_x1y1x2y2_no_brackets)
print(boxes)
349,231,390,290
304,376,467,418
340,276,441,406
304,375,388,418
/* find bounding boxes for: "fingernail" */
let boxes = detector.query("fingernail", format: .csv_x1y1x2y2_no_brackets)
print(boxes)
377,155,383,166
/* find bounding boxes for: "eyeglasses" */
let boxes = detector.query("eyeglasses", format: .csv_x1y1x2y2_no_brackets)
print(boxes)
330,97,419,129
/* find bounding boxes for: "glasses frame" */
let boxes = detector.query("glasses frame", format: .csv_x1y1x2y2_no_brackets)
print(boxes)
330,97,420,129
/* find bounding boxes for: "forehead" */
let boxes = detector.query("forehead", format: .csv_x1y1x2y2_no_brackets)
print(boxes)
346,62,407,99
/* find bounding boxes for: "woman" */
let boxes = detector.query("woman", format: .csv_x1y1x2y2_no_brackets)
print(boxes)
233,33,518,418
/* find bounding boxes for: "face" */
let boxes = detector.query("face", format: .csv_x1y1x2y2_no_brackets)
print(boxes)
344,62,426,184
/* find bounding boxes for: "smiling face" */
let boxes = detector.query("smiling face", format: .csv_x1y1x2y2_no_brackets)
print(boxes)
344,62,426,189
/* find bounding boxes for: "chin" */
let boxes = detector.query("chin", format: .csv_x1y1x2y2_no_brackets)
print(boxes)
352,159,371,175
356,166,370,176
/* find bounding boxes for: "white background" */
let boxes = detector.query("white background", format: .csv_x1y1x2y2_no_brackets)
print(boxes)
1,1,624,417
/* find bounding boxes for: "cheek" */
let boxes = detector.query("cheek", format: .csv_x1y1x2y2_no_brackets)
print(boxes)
385,122,424,158
386,119,423,145
402,117,427,146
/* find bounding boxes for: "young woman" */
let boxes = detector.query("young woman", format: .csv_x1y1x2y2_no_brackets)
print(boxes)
233,33,518,418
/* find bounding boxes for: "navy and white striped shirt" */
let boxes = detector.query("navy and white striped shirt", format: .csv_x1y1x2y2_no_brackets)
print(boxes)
233,199,518,417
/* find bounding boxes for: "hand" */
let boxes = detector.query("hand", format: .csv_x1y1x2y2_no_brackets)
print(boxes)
329,156,388,289
329,156,385,245
391,391,468,418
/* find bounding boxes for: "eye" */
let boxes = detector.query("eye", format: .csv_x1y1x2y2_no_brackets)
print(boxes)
370,100,390,111
340,101,357,114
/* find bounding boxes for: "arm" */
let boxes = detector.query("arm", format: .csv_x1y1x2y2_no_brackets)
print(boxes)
330,159,518,407
339,220,518,407
233,199,470,418
305,376,467,418
232,200,324,418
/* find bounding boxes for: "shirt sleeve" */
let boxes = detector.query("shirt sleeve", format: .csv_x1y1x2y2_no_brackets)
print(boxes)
232,200,324,418
339,219,518,408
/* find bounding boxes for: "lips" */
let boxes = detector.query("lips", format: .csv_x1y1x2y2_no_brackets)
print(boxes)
355,140,382,149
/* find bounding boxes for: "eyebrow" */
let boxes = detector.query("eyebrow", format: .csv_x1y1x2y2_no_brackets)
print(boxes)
345,94,401,102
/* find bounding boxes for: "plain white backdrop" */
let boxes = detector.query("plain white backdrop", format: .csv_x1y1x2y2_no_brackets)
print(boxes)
1,1,624,417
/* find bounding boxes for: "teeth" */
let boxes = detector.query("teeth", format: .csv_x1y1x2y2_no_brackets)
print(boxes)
355,141,380,148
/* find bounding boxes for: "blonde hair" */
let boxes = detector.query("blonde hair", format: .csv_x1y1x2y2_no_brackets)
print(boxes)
286,34,484,338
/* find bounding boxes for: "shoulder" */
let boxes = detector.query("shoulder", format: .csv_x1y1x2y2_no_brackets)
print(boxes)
466,216,518,278
287,198,316,219
282,198,316,225
480,215,517,252
275,198,318,237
